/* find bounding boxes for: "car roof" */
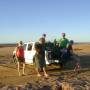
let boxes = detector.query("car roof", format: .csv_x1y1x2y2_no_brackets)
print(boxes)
24,42,35,45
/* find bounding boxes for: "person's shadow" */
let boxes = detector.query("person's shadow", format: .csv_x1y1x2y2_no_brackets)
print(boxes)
80,54,90,68
38,85,52,90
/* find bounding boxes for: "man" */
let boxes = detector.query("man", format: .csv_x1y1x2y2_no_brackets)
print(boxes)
57,33,69,68
33,37,48,77
58,33,69,49
42,33,46,39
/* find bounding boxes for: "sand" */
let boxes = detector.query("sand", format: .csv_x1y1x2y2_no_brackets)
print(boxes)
0,43,90,89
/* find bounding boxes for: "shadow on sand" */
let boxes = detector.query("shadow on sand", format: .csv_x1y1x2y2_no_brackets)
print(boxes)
47,54,90,72
79,55,90,68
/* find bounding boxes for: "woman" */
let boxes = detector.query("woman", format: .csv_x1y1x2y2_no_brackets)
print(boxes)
16,41,25,76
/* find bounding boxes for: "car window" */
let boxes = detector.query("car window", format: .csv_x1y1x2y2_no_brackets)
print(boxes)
23,44,27,50
28,43,33,51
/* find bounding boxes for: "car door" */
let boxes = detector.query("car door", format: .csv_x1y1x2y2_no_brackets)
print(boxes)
24,43,35,64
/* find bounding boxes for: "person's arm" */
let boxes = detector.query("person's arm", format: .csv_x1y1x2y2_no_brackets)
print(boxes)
57,38,62,47
15,47,18,56
33,55,35,63
66,39,69,48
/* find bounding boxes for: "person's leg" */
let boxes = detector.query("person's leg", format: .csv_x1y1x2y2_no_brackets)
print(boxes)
43,67,48,77
72,54,81,72
17,62,21,76
22,63,25,75
36,68,41,77
58,50,64,69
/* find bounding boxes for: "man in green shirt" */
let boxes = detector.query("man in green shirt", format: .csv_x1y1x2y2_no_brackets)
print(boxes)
58,33,69,49
57,33,69,68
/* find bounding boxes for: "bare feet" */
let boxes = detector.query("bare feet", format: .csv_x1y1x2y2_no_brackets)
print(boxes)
22,73,26,76
44,74,49,78
37,74,41,77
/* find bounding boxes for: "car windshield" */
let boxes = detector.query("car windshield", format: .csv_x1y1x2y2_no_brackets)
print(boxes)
28,43,33,51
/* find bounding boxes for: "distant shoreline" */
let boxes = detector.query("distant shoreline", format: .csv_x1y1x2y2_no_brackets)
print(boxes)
0,43,17,47
0,42,90,48
75,42,90,44
0,42,90,44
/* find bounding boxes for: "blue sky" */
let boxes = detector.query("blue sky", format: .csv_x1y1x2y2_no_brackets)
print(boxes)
0,0,90,43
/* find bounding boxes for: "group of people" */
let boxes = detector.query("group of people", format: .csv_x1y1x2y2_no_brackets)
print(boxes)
14,33,81,77
57,33,81,71
14,34,48,77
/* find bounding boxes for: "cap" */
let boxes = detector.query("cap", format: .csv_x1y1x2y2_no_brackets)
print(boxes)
61,33,65,36
42,33,46,37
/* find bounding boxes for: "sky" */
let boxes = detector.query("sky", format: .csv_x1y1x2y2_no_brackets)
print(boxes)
0,0,90,43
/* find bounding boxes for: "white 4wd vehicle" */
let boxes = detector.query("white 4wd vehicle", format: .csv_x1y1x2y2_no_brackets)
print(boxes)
13,42,51,64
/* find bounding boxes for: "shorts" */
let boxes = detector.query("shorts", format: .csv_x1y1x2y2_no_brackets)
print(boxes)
17,57,25,63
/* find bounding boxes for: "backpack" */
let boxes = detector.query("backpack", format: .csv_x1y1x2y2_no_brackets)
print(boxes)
16,46,24,58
